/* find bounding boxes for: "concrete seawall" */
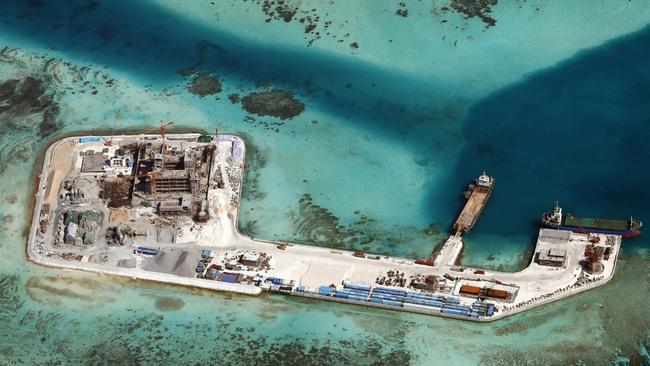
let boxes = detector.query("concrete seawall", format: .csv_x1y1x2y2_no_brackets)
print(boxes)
26,133,624,322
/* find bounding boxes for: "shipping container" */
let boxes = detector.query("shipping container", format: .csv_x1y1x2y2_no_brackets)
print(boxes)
443,304,470,311
460,285,481,295
135,248,158,256
373,287,407,297
136,246,159,254
402,302,441,312
403,302,440,310
218,272,240,283
369,292,398,298
381,300,402,307
406,293,442,302
343,282,372,292
442,308,467,316
405,299,444,308
486,304,495,317
370,294,404,302
486,288,510,299
265,277,290,286
79,137,102,143
347,294,368,302
339,288,370,296
406,291,436,298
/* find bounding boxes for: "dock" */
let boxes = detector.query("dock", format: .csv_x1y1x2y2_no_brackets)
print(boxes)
26,134,626,322
453,172,494,235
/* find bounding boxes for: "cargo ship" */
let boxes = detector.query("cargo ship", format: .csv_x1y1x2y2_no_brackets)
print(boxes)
542,202,642,238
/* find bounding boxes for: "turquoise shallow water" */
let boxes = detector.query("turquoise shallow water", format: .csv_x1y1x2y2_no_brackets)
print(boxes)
1,0,650,364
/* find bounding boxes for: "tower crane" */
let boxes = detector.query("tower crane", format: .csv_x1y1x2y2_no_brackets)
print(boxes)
137,121,175,169
134,121,175,194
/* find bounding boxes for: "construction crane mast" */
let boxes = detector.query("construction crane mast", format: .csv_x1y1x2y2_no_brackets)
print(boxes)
137,121,175,166
158,121,174,157
134,121,175,194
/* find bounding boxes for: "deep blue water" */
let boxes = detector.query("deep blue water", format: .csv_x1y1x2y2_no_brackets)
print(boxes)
1,1,650,364
0,0,443,126
438,27,650,255
1,0,649,258
0,0,464,258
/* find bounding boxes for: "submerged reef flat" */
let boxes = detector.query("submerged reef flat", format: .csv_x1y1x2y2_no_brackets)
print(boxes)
0,74,60,172
288,193,438,257
2,0,650,364
0,76,59,130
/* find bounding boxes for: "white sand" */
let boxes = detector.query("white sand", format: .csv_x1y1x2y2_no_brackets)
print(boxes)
27,134,624,322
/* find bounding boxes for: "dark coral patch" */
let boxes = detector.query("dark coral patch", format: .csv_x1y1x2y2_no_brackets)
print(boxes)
187,73,222,97
154,296,186,311
450,0,498,27
241,89,304,120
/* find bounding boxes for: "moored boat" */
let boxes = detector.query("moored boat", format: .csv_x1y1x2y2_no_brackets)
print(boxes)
542,202,642,238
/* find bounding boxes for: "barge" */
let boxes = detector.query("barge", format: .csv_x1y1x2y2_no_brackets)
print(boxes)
453,172,495,234
542,202,642,238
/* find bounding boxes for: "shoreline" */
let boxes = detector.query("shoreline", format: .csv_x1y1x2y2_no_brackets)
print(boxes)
22,127,211,262
26,132,623,322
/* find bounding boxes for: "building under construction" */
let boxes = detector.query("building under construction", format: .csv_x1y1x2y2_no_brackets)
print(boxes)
129,140,215,221
96,133,215,223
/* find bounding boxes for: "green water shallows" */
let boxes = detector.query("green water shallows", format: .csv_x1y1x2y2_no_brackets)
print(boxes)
0,0,650,364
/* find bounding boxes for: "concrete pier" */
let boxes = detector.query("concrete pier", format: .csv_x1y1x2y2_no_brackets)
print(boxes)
27,134,623,322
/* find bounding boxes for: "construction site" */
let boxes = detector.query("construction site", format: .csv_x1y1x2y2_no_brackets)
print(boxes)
28,130,627,322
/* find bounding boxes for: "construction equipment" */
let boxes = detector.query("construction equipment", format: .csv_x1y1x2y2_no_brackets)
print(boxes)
158,121,174,156
137,121,175,172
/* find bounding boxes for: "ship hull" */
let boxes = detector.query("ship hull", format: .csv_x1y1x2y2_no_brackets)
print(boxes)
556,225,641,238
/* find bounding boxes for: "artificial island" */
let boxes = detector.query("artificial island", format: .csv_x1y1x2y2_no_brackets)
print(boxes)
27,130,642,322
